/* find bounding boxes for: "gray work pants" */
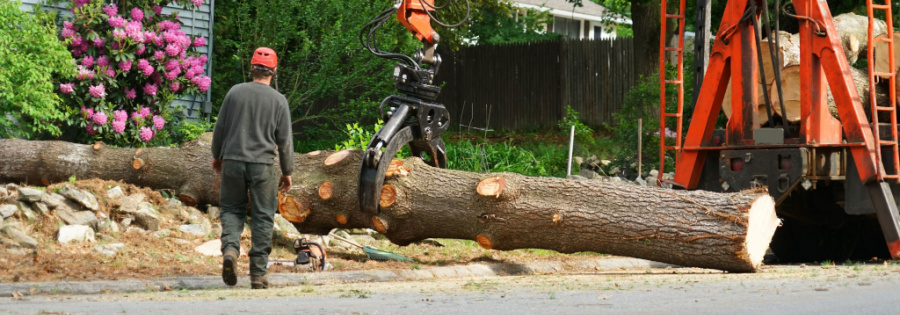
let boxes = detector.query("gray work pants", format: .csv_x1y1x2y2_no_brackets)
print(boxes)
219,160,278,276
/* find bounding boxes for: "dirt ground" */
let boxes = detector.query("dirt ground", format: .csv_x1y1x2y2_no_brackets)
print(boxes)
0,179,605,283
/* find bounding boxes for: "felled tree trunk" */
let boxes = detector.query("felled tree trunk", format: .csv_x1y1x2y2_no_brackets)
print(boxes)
832,12,887,66
0,137,780,272
771,65,888,123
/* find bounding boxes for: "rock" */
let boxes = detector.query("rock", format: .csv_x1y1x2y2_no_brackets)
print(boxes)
167,198,183,207
121,216,133,227
16,187,44,203
179,224,207,236
211,222,222,237
150,229,171,238
207,206,220,220
106,186,125,199
6,248,27,255
634,176,648,186
194,239,223,256
58,185,99,211
2,225,38,248
93,243,125,257
117,194,146,214
58,225,95,244
41,193,62,210
96,233,116,242
275,214,301,237
0,204,17,219
56,206,100,229
187,208,212,233
134,203,160,231
0,187,8,198
125,226,146,234
32,201,50,215
98,219,120,234
16,202,37,221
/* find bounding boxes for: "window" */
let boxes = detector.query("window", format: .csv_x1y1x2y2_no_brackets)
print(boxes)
553,16,580,39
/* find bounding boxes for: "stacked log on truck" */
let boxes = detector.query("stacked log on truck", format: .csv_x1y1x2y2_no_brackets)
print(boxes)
722,13,892,125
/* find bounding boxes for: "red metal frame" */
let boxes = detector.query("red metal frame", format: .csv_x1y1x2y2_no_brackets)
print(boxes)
867,0,900,181
670,0,881,189
398,0,438,44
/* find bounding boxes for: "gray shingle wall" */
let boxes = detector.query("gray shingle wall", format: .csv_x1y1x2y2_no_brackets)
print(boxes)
20,0,214,119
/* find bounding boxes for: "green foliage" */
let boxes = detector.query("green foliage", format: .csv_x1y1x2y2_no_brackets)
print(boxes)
171,118,215,144
445,138,548,176
607,53,695,177
212,0,419,147
0,1,74,139
558,105,595,146
463,3,558,45
335,121,383,151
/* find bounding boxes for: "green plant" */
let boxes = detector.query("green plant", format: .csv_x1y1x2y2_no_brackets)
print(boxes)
558,105,595,147
445,138,548,176
334,120,410,158
0,0,75,139
54,0,210,147
172,118,214,143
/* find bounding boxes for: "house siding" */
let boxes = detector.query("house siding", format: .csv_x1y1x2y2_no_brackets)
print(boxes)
19,0,214,119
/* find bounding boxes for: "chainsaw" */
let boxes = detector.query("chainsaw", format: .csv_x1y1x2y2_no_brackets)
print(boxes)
293,238,326,271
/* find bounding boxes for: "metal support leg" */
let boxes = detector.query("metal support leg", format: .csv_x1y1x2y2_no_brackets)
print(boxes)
866,182,900,259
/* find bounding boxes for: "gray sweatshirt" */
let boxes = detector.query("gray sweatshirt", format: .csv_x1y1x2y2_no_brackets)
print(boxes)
211,82,294,175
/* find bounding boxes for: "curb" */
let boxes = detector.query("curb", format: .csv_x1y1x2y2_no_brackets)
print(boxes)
0,258,674,296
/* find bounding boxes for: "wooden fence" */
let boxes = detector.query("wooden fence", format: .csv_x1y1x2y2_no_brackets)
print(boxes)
435,37,637,131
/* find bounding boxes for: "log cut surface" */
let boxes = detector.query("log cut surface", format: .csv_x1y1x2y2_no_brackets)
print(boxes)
0,136,780,272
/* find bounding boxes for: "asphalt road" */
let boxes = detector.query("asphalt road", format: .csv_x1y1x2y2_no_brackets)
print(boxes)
2,263,899,315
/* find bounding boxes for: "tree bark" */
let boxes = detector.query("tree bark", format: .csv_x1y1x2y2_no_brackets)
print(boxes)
632,0,662,79
0,137,780,272
771,65,888,123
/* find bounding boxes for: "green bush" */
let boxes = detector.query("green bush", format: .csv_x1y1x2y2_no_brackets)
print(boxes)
445,138,549,177
0,1,74,139
558,105,595,147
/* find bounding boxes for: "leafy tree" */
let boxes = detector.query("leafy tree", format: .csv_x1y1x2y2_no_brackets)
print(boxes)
464,2,558,45
212,0,420,151
0,0,74,139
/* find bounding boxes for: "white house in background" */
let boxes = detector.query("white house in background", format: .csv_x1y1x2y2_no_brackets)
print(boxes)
510,0,631,39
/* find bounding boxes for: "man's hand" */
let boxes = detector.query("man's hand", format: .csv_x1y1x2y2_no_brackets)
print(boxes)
212,158,223,174
278,175,292,192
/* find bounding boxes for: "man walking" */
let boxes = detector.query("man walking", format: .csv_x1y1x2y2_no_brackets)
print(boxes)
211,47,293,289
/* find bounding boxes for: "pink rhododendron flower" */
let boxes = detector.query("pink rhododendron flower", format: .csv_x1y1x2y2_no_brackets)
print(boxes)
114,110,128,122
96,56,109,67
102,4,118,16
193,36,206,47
152,6,162,15
61,28,76,39
111,42,120,50
112,29,126,41
165,43,181,57
125,21,143,40
92,37,105,47
131,111,142,123
165,59,180,72
131,8,144,21
108,16,126,28
153,50,165,61
112,120,126,134
82,55,94,68
76,66,94,80
169,81,181,92
192,0,203,7
138,106,151,118
92,111,108,126
139,126,154,142
82,107,94,119
118,59,132,72
103,67,116,77
136,44,146,55
70,35,82,47
86,123,97,135
137,59,153,76
143,83,158,96
88,84,106,98
125,88,137,99
192,76,211,92
60,83,74,94
63,21,75,30
152,115,165,130
143,31,158,44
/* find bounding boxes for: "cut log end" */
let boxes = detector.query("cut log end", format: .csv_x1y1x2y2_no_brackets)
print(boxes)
324,150,352,167
380,184,397,208
372,216,388,233
132,158,145,170
385,159,409,178
318,182,333,200
552,213,562,224
743,195,780,271
336,214,348,225
476,177,506,197
278,192,310,223
476,235,493,249
92,142,103,151
307,150,322,156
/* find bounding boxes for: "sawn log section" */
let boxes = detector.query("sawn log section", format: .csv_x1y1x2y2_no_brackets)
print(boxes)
0,136,779,272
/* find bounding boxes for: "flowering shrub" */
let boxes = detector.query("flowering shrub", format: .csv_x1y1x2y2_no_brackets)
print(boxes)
56,0,210,146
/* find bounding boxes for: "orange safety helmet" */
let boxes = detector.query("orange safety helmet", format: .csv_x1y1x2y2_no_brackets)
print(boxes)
251,47,277,68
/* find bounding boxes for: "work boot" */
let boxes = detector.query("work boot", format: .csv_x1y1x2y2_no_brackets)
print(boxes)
222,249,238,286
250,275,269,289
